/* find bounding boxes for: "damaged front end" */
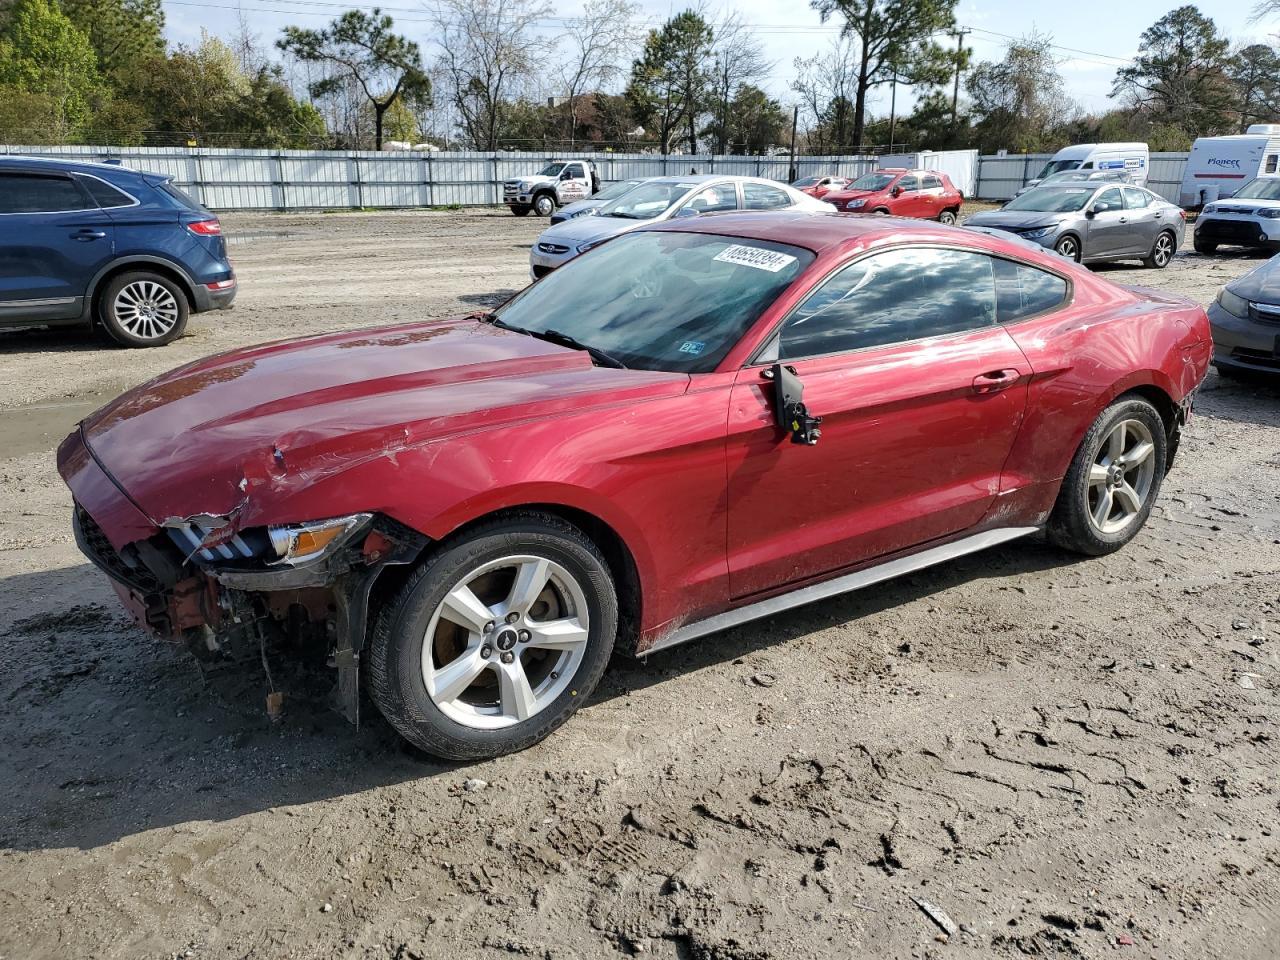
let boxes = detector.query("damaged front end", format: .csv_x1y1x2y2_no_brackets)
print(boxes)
72,503,426,724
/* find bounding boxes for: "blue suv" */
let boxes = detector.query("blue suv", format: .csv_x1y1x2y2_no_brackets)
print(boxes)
0,156,236,347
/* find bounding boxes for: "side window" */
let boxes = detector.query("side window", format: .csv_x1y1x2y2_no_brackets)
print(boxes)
563,163,585,180
898,175,920,192
79,176,134,208
1081,161,1094,169
1093,187,1123,213
923,174,943,189
687,184,737,212
1122,187,1150,209
992,259,1068,323
0,173,92,214
743,182,791,210
779,247,998,359
1266,154,1278,175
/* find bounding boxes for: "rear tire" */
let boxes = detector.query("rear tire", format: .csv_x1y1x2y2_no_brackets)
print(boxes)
1047,397,1167,556
98,271,189,347
1143,230,1176,268
1193,238,1218,255
938,209,958,225
367,512,617,760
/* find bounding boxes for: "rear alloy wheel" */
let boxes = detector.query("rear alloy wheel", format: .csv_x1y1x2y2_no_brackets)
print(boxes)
1054,235,1082,262
99,271,189,347
1047,397,1166,556
1144,231,1176,268
938,209,958,225
367,512,616,760
533,194,556,217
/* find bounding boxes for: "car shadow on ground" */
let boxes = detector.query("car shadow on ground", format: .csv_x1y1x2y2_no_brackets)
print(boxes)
0,538,1078,853
0,323,113,355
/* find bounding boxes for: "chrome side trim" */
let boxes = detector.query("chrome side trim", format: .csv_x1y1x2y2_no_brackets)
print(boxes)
0,296,76,308
643,526,1040,656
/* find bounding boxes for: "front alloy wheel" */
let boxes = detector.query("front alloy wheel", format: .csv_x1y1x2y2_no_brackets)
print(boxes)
368,512,617,760
1055,235,1081,262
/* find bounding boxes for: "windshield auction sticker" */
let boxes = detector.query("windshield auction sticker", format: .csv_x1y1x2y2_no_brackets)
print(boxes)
713,244,797,273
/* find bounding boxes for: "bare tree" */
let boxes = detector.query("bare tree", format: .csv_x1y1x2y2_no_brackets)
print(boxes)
555,0,641,144
430,0,553,151
707,11,772,153
792,36,859,152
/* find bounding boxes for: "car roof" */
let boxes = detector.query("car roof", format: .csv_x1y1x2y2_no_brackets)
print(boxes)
642,210,1001,257
0,155,162,180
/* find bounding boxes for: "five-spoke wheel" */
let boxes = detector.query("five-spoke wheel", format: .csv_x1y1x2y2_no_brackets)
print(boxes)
1085,418,1157,535
368,513,617,760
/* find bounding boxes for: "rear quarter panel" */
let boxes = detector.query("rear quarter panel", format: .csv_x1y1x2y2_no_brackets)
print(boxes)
998,273,1210,516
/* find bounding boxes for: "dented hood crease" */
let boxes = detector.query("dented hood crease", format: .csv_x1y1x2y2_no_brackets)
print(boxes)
81,317,688,527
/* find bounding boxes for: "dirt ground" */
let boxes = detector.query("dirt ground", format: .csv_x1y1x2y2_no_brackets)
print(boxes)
0,209,1277,960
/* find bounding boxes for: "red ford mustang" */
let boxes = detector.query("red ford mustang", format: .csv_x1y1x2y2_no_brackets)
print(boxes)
59,213,1212,760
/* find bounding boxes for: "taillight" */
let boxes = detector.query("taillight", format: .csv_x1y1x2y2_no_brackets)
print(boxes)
187,219,222,236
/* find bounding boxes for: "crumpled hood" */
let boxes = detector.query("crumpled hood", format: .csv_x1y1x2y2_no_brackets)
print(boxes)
1227,253,1280,303
826,189,882,204
963,210,1063,231
80,318,686,527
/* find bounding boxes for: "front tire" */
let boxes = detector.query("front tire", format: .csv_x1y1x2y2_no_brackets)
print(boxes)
533,193,556,217
511,205,531,217
1144,230,1176,268
1193,238,1217,255
99,271,189,347
367,512,617,760
1047,397,1167,556
1054,235,1082,262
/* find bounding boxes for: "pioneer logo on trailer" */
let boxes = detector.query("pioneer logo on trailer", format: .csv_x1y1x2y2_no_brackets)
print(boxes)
1207,158,1242,169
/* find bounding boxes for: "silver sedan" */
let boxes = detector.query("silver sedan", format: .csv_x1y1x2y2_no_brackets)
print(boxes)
964,183,1186,268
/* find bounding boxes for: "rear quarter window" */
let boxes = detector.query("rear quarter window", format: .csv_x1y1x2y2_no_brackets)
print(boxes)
993,259,1069,322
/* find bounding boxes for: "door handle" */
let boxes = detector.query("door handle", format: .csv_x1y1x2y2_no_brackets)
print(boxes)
71,230,106,241
972,369,1021,394
1118,217,1128,223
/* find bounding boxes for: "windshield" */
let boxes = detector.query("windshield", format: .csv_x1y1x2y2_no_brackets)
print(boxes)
1235,178,1280,201
1036,158,1082,179
596,180,694,220
1004,186,1094,212
593,178,641,201
494,231,815,373
848,172,896,191
537,163,566,177
792,177,821,187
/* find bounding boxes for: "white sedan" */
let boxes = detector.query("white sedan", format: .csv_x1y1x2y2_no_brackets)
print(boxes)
529,175,835,279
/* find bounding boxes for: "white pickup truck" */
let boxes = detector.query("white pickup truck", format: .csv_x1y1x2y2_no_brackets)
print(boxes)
503,160,599,217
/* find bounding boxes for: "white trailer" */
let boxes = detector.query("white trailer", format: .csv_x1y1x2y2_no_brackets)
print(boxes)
878,149,978,198
1179,125,1280,207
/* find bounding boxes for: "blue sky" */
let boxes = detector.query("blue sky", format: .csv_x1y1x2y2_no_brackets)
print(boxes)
162,0,1279,115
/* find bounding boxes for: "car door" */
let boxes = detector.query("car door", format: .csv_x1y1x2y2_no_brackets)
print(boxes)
724,245,1031,598
742,181,794,211
0,170,114,323
557,163,591,204
921,174,945,217
890,174,921,215
1121,186,1162,254
1083,187,1129,258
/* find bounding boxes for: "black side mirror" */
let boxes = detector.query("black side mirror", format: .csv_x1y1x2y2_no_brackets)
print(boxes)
768,363,822,445
1085,208,1096,219
891,186,902,197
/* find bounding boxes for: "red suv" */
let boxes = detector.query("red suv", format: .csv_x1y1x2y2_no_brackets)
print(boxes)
827,168,964,223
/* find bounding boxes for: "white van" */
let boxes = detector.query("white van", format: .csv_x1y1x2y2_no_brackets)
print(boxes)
1027,143,1149,190
1179,125,1280,207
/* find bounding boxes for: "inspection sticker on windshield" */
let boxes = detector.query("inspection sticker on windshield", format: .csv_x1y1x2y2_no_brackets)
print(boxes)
713,244,796,272
679,341,706,355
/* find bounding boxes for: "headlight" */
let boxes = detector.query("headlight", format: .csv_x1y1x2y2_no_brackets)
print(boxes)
268,513,371,565
1020,226,1055,240
519,181,531,191
1216,288,1250,319
1203,204,1217,215
1258,208,1280,219
576,239,604,254
846,199,865,209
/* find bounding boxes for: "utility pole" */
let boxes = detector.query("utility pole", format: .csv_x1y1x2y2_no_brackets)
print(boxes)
950,29,969,126
888,64,899,155
788,105,799,183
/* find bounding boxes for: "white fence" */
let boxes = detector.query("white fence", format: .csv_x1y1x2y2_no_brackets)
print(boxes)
974,152,1191,204
0,144,1194,209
